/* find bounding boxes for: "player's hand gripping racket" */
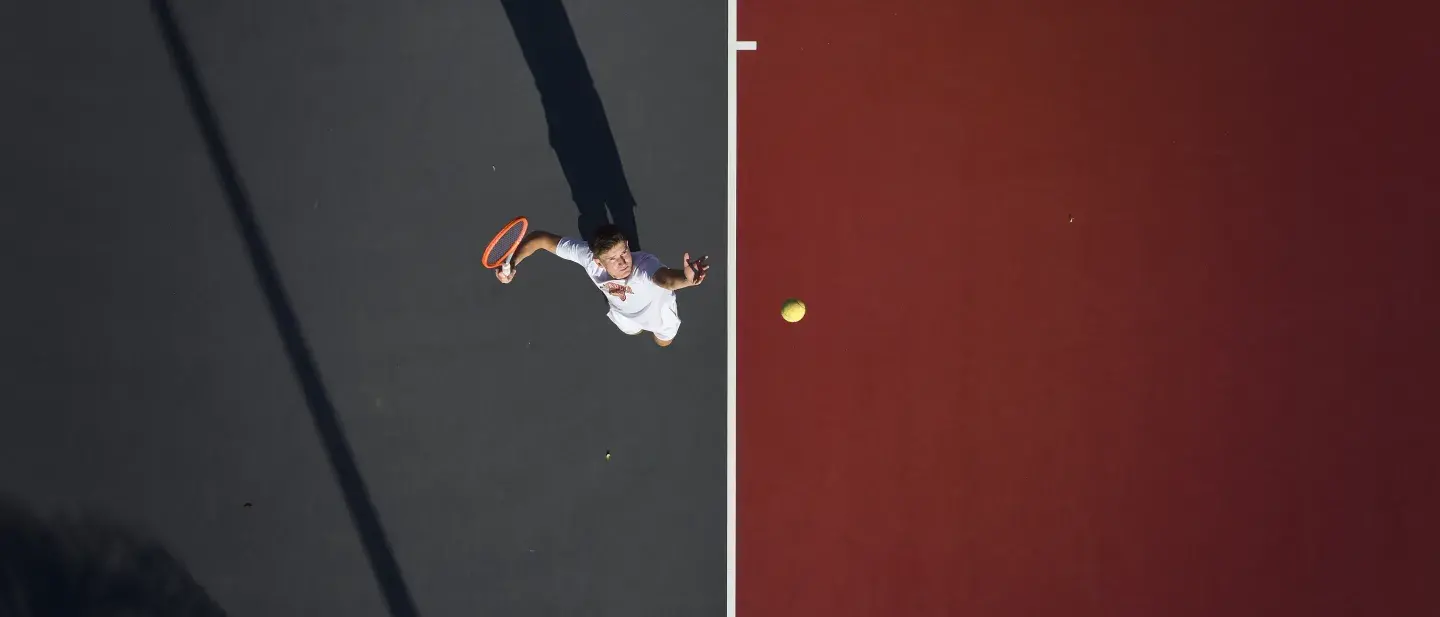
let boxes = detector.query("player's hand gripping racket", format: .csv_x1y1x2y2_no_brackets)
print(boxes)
482,216,529,282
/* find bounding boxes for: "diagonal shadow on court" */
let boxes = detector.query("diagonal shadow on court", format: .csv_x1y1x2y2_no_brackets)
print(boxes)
500,0,644,250
149,2,420,616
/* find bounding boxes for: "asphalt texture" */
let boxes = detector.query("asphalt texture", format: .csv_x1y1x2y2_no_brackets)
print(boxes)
1,1,727,616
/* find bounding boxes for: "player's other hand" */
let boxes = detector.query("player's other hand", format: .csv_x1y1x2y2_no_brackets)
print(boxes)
496,264,515,284
683,253,709,287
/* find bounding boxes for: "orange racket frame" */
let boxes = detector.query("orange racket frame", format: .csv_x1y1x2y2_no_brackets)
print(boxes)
482,216,529,276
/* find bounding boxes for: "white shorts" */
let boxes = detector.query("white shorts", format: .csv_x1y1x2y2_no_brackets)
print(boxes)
607,296,681,341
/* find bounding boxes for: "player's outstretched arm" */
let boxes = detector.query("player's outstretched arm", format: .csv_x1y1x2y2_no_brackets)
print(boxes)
496,230,561,284
651,253,709,291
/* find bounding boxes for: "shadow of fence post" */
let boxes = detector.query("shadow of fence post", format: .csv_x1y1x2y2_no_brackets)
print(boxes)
149,3,420,616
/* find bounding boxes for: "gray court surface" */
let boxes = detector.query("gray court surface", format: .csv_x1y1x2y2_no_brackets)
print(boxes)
0,1,726,615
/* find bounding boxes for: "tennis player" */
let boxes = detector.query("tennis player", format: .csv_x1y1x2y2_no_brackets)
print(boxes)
496,224,709,347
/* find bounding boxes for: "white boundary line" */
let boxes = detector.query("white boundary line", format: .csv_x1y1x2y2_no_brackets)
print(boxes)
726,0,738,615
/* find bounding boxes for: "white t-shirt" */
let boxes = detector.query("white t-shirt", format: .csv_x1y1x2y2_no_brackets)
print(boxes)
554,236,677,331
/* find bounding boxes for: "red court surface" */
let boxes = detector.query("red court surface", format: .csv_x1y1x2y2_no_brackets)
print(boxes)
736,2,1438,615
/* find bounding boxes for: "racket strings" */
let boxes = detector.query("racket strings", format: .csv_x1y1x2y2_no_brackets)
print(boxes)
485,224,525,265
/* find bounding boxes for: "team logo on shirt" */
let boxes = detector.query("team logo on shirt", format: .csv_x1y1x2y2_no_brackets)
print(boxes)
603,281,634,301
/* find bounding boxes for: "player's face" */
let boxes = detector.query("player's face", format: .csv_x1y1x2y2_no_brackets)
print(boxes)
596,243,632,279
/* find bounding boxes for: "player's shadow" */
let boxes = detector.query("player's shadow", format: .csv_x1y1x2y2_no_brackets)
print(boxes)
0,496,230,616
150,2,420,617
500,0,643,250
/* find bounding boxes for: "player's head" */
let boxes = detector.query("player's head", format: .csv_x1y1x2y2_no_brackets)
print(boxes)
589,224,632,279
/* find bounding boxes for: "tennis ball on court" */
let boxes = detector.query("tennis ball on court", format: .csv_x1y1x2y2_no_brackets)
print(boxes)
781,298,806,323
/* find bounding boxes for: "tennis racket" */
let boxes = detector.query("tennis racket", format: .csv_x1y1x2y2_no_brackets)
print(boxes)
482,216,529,278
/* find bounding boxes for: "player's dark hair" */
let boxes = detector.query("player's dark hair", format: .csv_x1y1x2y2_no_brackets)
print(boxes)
588,224,628,258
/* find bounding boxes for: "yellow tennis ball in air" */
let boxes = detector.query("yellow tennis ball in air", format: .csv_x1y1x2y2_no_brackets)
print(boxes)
781,298,806,323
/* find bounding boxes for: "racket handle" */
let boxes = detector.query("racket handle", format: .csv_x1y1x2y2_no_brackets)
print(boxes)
501,258,513,277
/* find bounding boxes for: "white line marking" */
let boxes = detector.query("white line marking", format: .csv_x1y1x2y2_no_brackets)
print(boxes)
737,41,757,51
727,3,738,617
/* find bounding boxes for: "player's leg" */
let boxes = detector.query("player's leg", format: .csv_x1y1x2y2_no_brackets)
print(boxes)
651,296,682,347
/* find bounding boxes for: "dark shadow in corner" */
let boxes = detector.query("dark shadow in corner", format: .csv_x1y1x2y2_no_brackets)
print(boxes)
0,496,229,616
500,0,644,250
149,2,420,616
